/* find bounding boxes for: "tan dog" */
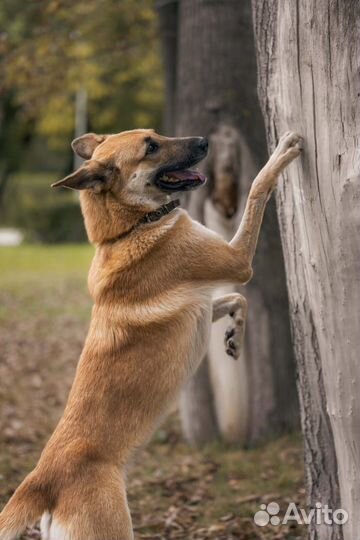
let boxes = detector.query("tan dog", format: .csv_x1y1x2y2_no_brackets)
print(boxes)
0,129,302,540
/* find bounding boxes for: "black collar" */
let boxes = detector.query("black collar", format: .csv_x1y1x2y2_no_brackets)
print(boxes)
106,199,181,244
139,199,180,224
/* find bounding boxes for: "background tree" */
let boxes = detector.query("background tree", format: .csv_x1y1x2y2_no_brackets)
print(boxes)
252,1,360,538
158,0,298,445
157,0,178,135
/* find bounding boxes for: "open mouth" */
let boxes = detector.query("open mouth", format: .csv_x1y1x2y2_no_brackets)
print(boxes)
155,169,207,192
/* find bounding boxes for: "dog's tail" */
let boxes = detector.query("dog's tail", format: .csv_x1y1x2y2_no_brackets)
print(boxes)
0,473,48,540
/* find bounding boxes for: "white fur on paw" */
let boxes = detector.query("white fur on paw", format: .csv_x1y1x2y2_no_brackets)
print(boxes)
277,132,303,154
48,519,70,540
40,512,52,540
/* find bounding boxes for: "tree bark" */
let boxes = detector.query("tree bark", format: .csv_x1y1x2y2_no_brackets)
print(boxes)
252,1,360,538
172,0,298,445
156,0,178,135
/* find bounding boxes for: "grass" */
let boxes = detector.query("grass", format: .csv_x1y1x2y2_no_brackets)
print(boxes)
0,244,93,282
0,245,305,540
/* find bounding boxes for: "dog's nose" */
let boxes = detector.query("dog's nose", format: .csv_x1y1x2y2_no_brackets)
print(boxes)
198,137,209,152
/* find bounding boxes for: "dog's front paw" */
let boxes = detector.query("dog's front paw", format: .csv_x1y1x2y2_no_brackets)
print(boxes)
224,311,246,360
271,132,303,169
277,131,303,153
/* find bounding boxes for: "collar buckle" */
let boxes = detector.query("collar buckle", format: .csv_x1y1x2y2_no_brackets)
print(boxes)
144,210,163,223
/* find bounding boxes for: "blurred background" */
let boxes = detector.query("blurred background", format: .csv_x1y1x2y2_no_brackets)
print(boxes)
0,0,163,243
0,1,305,539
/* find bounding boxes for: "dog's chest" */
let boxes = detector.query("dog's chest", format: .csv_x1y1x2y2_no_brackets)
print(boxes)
126,283,213,380
91,283,213,395
192,302,212,371
174,288,213,377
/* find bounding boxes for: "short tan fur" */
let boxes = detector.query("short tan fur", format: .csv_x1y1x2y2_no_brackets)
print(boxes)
0,129,302,540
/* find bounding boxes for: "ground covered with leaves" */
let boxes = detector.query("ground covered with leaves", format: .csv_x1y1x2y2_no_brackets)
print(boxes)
0,246,306,539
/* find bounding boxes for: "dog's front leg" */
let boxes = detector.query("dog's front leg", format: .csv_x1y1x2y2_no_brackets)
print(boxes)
230,132,303,265
186,132,302,285
212,293,247,360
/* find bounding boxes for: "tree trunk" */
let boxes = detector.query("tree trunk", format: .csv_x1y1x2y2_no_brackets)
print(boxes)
252,0,360,538
172,0,298,445
0,95,34,210
74,88,88,170
156,0,178,135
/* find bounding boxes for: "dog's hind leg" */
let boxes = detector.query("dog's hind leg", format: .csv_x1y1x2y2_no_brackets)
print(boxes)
50,465,133,540
212,293,247,359
40,512,52,540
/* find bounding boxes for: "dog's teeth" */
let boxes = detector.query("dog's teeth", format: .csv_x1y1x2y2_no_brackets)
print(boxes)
160,174,179,183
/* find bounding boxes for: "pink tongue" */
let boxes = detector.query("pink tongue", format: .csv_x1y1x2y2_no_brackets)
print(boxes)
168,169,206,182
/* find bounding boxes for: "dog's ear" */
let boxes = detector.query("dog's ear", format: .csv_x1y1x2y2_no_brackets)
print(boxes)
51,160,114,192
71,133,107,159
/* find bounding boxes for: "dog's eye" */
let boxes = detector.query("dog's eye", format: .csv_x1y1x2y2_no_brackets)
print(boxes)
146,142,159,155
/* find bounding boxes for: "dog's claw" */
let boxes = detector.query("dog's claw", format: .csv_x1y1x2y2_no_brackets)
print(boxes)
269,131,304,169
225,327,235,340
224,324,243,361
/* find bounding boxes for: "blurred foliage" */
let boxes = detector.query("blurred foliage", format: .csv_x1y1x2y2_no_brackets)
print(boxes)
3,173,87,243
0,0,163,241
0,0,163,149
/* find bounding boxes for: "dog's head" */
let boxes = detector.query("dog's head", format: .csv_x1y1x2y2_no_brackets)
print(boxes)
52,129,208,208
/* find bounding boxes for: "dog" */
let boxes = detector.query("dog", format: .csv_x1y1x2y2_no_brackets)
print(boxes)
0,129,302,540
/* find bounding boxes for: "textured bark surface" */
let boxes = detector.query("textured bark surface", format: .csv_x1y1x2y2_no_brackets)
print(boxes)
156,0,178,135
252,1,360,538
172,0,298,445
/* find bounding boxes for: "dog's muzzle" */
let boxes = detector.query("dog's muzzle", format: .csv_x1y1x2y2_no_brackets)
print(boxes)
154,137,208,192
